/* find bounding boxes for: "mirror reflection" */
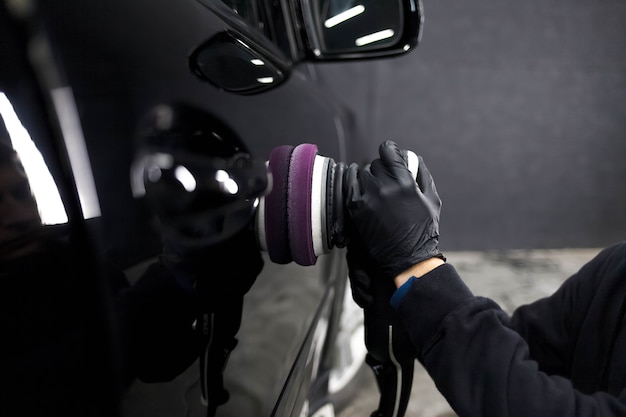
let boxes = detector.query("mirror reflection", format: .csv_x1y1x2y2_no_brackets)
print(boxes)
316,0,403,53
190,31,288,94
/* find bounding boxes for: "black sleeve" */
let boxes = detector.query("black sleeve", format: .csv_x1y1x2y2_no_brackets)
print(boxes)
396,262,626,417
509,242,626,393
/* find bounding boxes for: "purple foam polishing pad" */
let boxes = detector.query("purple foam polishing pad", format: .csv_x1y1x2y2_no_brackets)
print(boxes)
287,143,318,266
264,145,294,264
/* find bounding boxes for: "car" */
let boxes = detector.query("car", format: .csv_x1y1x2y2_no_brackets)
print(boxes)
0,1,423,416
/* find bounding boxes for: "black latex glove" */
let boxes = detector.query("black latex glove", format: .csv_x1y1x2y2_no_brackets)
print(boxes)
345,140,443,279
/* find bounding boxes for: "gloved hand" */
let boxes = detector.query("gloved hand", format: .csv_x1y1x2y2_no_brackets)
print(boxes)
345,140,444,280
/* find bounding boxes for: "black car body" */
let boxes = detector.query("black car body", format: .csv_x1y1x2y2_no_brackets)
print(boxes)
0,1,422,416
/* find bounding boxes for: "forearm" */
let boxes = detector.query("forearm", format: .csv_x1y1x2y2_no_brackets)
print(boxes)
394,257,445,288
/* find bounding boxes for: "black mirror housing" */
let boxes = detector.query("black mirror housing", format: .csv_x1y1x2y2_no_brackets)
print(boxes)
300,0,424,60
191,0,424,95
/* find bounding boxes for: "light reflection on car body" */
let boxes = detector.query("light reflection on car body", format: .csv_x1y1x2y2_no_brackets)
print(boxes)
0,0,422,416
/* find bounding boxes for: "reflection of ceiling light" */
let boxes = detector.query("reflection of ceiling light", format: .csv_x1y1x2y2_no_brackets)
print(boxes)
175,165,196,192
251,59,265,66
355,29,395,46
50,87,102,219
0,92,68,224
216,169,238,194
235,39,249,48
324,5,365,28
257,77,274,84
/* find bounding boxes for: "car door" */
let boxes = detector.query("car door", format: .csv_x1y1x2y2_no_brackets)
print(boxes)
0,1,422,416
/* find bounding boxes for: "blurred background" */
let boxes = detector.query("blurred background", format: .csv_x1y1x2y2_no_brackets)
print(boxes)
314,0,626,252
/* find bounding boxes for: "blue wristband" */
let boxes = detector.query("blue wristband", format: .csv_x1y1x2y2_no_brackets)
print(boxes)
390,276,416,310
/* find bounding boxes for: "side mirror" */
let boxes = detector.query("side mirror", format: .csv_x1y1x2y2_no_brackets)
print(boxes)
191,0,423,94
301,0,424,60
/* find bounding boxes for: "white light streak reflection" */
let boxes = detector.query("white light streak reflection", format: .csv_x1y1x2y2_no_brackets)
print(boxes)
216,170,238,194
355,29,395,46
324,5,365,28
175,165,196,192
50,87,101,219
0,92,68,224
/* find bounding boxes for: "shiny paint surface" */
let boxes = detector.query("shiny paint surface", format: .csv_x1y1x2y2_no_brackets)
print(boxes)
120,251,349,417
37,0,350,266
1,0,362,416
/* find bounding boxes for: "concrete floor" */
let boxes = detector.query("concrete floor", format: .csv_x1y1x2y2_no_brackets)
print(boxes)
337,247,603,417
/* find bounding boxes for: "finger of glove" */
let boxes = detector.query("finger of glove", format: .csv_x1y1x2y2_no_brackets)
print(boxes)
344,162,365,207
379,141,417,190
369,155,418,201
378,140,406,167
345,164,378,256
415,156,442,207
413,157,442,236
378,140,416,184
345,163,388,241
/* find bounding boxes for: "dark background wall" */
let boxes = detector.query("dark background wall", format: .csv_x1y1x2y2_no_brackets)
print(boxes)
315,0,626,251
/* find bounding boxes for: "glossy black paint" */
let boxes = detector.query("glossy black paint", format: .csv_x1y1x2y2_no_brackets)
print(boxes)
0,0,416,416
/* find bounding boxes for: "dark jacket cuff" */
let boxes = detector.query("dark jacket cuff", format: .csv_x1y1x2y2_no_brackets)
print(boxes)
395,263,474,349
